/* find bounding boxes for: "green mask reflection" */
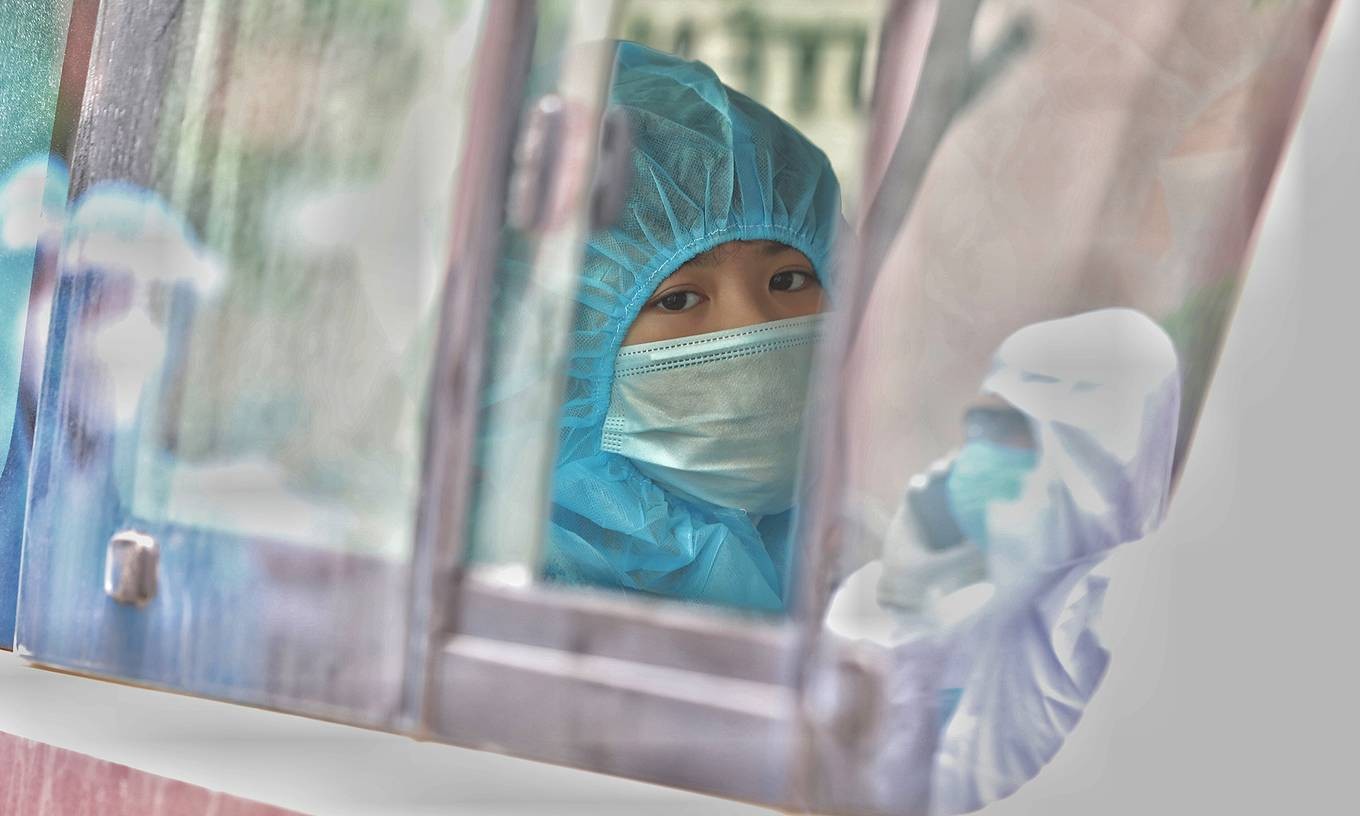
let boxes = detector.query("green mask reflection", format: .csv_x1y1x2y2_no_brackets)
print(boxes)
946,438,1038,548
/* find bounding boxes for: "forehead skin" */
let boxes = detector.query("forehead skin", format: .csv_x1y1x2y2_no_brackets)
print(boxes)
685,239,793,268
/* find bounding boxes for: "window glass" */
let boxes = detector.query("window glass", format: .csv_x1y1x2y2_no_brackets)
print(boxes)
463,2,621,580
83,0,484,556
840,0,1332,563
821,5,1333,783
465,0,888,618
16,0,487,717
724,6,1338,812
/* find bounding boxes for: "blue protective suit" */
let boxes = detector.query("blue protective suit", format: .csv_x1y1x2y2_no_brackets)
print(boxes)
542,42,842,613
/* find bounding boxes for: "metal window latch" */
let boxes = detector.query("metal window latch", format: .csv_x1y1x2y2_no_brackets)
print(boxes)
104,530,159,606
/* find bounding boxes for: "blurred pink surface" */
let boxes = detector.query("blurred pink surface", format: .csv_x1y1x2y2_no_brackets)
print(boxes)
0,731,298,816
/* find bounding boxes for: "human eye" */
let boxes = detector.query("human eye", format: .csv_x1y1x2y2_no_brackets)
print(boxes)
769,269,818,292
650,289,704,313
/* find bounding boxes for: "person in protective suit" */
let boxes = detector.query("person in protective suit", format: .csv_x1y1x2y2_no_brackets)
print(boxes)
542,41,840,613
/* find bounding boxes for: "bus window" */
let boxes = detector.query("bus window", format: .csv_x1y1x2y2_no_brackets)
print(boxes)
16,0,489,724
819,2,1333,812
10,2,1335,813
464,0,887,619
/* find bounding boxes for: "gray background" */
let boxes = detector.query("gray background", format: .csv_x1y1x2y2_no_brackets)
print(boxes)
2,1,1358,813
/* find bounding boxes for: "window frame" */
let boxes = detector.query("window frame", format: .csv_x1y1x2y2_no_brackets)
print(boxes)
409,3,945,811
10,1,1065,813
14,0,496,729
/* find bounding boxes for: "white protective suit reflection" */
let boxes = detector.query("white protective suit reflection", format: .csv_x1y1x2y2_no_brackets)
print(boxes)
827,307,1180,815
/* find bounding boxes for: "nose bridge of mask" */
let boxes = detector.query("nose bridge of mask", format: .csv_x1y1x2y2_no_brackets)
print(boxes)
602,315,821,514
613,314,823,374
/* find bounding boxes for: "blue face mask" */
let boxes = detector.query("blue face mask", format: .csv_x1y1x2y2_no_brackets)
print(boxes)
946,438,1038,548
602,315,821,516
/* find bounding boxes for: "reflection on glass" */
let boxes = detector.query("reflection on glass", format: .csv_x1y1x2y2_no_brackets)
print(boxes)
464,1,620,579
828,0,1332,623
817,3,1331,811
474,37,854,615
472,0,885,616
847,0,1333,514
65,0,487,556
826,1,1335,621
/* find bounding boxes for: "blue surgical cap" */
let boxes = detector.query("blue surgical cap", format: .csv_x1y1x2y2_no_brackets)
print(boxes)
544,42,842,613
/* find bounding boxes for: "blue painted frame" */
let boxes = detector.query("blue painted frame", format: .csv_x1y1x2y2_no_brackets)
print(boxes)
15,222,413,725
0,0,77,647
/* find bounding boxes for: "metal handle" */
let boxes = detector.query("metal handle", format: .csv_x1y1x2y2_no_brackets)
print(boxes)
104,530,158,606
